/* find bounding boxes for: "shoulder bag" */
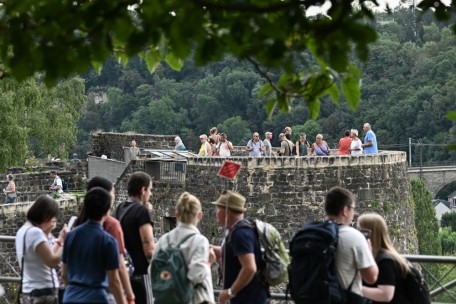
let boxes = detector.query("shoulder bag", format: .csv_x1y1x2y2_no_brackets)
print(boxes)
18,227,58,304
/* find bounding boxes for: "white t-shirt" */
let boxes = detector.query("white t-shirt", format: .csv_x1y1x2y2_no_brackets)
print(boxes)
53,177,63,193
335,225,375,296
350,139,363,155
218,142,232,157
16,226,59,293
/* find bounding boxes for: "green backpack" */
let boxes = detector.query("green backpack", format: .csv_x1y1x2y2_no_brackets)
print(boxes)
150,233,196,304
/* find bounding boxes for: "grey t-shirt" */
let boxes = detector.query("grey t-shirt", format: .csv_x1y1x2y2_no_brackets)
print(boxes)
130,147,140,160
336,225,376,296
280,140,293,156
263,140,272,156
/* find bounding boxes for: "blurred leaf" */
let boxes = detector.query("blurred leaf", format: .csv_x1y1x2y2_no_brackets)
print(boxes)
145,49,162,73
165,53,184,71
341,64,361,110
258,83,273,98
327,83,340,105
265,98,277,119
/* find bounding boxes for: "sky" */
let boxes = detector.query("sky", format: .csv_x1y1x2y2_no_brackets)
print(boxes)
306,0,452,16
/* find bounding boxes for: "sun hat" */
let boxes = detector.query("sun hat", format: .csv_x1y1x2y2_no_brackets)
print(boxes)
211,190,247,213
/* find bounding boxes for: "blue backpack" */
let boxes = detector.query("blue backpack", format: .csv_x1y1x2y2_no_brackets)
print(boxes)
61,178,68,192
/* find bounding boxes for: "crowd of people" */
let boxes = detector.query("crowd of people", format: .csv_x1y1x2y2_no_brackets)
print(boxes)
15,169,415,304
190,123,378,157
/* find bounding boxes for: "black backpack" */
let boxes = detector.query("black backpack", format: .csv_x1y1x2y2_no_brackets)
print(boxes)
376,253,431,304
61,178,68,192
288,221,346,304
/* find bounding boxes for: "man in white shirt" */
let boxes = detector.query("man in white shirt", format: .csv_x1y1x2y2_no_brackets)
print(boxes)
49,171,63,193
325,187,378,296
216,133,233,157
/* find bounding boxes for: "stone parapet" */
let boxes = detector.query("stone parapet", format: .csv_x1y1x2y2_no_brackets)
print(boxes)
187,151,407,169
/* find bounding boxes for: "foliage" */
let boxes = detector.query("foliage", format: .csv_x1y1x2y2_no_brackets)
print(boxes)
217,116,252,146
290,120,322,143
411,178,441,255
411,178,442,283
441,213,456,234
72,7,456,162
0,0,453,120
0,76,84,172
439,226,456,255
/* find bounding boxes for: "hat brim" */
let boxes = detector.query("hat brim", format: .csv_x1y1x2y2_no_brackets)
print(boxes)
211,200,247,213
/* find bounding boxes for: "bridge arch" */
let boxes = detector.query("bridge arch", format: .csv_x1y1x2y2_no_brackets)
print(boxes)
408,167,456,197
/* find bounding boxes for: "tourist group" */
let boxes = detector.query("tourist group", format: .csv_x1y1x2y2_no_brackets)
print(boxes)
190,123,378,157
15,168,429,304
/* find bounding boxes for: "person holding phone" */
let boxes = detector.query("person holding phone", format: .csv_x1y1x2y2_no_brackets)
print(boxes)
358,214,410,303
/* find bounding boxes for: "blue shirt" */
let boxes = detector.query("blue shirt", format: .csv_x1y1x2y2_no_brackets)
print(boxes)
364,130,378,154
224,224,269,304
62,221,119,304
247,140,264,157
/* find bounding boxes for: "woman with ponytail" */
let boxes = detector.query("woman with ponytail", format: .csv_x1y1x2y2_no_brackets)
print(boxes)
150,192,215,304
358,213,410,304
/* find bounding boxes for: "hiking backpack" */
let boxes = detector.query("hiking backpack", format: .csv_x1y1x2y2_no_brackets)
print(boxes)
227,219,290,286
150,233,196,304
376,253,431,304
288,221,347,304
61,178,68,192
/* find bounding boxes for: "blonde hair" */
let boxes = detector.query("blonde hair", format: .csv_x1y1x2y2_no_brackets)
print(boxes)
210,127,217,134
350,129,358,137
176,192,201,224
358,213,409,278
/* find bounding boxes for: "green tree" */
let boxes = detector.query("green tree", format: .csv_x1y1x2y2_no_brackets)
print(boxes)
441,213,456,233
291,120,323,143
411,178,441,255
217,116,251,146
411,178,442,284
0,76,84,171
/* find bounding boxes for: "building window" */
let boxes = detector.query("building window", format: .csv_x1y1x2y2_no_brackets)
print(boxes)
163,217,177,233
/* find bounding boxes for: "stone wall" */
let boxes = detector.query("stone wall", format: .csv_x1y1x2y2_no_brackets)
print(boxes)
113,152,418,255
0,161,88,204
90,132,176,161
0,196,82,277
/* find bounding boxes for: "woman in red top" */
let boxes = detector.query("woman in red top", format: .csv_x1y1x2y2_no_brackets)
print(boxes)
338,130,352,155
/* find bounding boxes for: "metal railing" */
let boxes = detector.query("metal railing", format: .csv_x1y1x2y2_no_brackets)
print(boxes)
2,235,456,302
145,159,186,183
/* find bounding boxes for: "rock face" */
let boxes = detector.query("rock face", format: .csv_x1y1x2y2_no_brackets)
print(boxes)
114,151,418,255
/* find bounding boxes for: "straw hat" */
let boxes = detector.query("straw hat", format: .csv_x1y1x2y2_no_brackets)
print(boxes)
211,190,247,213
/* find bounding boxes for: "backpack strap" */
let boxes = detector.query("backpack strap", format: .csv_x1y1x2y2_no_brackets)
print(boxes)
226,219,255,248
166,233,196,249
118,202,140,224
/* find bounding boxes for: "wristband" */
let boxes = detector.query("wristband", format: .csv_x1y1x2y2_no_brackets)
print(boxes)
56,240,63,247
127,297,135,302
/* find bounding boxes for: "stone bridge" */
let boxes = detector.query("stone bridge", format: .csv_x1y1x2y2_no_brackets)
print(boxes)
408,166,456,196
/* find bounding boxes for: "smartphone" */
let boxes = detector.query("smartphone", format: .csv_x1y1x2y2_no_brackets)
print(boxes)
360,228,371,240
68,216,78,230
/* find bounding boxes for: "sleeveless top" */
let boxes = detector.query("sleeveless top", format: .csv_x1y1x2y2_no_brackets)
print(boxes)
315,143,329,156
6,182,16,198
298,141,308,156
199,143,207,156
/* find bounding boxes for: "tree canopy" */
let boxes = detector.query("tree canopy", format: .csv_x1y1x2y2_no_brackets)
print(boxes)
0,76,85,172
0,0,454,119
